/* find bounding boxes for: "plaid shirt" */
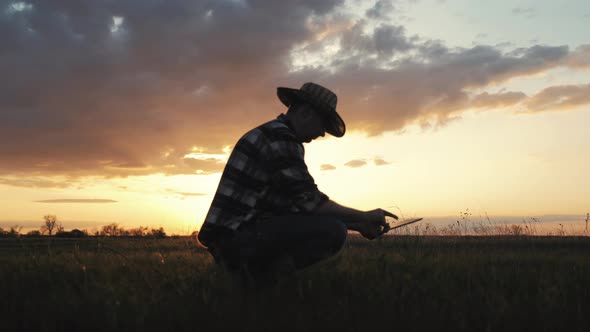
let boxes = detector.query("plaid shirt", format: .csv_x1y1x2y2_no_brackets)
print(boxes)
202,114,329,231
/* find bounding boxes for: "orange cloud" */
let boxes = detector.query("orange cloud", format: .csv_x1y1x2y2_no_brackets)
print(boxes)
374,158,391,166
345,159,367,168
525,84,590,112
470,91,527,109
566,45,590,69
320,164,337,171
0,177,78,189
166,189,209,199
34,199,117,203
0,1,587,181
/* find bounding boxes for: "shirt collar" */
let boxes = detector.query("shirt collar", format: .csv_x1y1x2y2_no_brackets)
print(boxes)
277,113,296,132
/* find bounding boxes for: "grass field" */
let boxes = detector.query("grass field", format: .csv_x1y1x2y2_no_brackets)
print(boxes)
2,235,590,331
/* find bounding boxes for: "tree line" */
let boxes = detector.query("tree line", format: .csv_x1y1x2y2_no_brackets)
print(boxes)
0,214,170,238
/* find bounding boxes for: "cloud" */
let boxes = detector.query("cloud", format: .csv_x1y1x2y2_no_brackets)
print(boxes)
566,45,590,69
158,156,227,175
0,1,587,179
0,177,77,189
34,199,117,203
512,7,535,18
167,190,208,199
474,33,488,40
374,157,391,166
0,0,343,178
335,22,414,61
344,159,367,168
469,91,528,109
318,42,571,134
176,192,208,197
524,84,590,112
366,0,395,20
320,164,336,171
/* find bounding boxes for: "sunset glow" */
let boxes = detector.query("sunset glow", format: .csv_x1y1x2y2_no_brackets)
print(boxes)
1,0,589,234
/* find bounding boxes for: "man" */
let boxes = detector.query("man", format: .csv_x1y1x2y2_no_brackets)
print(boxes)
198,82,397,285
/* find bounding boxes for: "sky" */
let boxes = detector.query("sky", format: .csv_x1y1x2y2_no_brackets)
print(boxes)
1,0,589,234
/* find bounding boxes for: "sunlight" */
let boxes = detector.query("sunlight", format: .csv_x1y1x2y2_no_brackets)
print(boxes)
110,16,124,34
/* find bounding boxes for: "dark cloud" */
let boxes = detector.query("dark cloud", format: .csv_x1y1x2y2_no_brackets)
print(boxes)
344,159,367,168
0,1,587,180
320,164,336,171
525,84,590,112
336,21,414,61
0,0,343,178
34,199,117,203
366,0,395,20
374,24,413,55
320,42,571,135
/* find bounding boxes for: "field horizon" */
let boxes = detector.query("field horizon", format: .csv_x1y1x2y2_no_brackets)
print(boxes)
2,212,589,236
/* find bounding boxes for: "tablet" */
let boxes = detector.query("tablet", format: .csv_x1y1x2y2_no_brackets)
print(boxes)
387,217,423,231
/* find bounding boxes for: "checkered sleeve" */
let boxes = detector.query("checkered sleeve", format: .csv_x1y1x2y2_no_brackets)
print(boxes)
266,138,328,213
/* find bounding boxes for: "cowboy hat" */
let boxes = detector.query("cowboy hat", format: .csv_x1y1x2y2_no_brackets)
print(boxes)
277,82,346,137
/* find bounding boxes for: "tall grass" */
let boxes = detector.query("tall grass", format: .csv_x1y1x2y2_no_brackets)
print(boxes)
2,236,590,331
393,210,589,237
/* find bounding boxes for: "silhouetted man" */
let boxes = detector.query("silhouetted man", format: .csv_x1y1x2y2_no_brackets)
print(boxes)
198,82,397,286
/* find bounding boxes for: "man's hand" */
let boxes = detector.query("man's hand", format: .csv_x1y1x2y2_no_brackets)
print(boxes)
357,209,398,240
313,200,399,240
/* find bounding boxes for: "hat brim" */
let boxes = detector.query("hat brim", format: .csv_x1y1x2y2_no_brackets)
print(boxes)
277,87,346,137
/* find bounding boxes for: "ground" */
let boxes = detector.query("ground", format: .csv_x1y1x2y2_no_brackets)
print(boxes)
1,235,590,331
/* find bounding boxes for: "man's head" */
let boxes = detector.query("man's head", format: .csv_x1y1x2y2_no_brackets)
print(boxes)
277,82,345,142
285,101,327,143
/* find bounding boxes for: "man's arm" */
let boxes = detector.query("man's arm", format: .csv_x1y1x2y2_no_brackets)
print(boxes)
262,127,396,239
313,199,398,239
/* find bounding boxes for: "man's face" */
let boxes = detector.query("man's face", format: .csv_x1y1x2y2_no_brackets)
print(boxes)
295,103,326,143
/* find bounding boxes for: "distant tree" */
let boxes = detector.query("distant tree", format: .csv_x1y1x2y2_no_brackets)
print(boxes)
100,223,124,236
26,230,42,237
0,225,22,238
55,225,66,236
41,215,58,235
128,226,148,237
70,229,87,238
10,225,22,236
55,229,87,238
150,227,166,239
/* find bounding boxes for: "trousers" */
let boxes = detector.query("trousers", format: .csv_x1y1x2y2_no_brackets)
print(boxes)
200,215,347,275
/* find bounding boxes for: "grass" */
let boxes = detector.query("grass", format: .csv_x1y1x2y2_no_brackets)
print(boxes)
1,235,590,331
394,210,589,236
